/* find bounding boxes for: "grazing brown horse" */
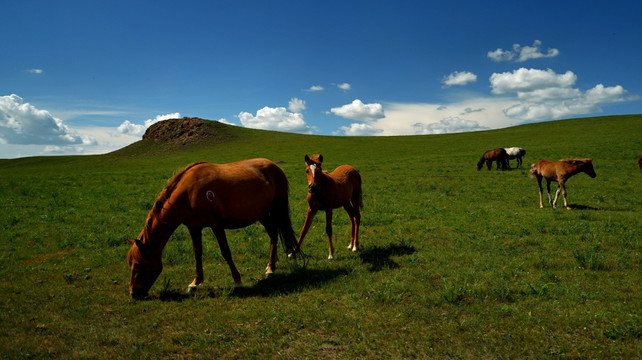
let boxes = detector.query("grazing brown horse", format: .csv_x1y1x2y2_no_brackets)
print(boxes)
529,159,596,209
127,159,298,299
477,148,508,170
296,154,362,259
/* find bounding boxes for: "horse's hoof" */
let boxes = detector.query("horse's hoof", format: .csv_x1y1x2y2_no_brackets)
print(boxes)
352,246,358,252
328,255,334,260
234,282,245,289
186,285,198,294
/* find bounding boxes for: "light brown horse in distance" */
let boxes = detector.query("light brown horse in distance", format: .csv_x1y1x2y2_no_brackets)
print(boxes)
127,159,298,299
295,154,362,259
530,159,596,209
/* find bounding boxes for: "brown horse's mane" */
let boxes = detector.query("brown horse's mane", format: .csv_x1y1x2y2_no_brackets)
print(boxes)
152,161,208,216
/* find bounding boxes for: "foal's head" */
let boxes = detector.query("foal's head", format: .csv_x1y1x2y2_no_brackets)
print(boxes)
304,154,323,194
582,159,597,178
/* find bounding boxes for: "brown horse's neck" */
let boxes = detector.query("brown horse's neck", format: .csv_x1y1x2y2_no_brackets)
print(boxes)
141,210,179,254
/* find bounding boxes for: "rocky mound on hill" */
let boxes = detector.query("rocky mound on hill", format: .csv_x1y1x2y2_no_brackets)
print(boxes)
142,117,233,145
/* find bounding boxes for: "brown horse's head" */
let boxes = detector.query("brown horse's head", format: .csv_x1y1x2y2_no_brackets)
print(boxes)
127,238,162,299
304,154,323,194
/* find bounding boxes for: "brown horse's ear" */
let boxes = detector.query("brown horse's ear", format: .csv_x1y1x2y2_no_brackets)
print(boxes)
318,154,323,163
304,154,311,164
134,239,149,254
127,239,135,245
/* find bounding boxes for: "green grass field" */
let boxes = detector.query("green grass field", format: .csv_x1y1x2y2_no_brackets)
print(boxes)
1,115,640,359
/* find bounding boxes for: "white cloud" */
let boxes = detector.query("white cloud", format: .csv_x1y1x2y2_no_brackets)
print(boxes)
487,68,636,122
338,122,382,136
330,99,385,122
288,98,306,113
0,94,96,146
306,85,324,92
337,82,351,91
238,106,310,133
413,117,489,135
116,112,181,137
488,40,559,62
26,69,44,74
442,71,477,87
490,68,577,95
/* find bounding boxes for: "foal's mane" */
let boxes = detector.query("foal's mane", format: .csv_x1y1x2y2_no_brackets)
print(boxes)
152,161,208,216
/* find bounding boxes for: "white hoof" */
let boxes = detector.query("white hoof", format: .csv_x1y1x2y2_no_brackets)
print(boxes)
352,246,358,252
186,284,198,294
328,254,334,260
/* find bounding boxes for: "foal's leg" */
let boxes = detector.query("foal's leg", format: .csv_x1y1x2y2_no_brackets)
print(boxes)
546,180,554,208
325,209,334,259
259,216,279,276
560,183,570,209
296,207,318,253
536,176,544,208
187,226,204,293
212,228,243,288
352,204,361,251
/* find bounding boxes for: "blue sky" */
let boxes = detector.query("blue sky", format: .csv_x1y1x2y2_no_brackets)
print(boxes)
1,0,640,158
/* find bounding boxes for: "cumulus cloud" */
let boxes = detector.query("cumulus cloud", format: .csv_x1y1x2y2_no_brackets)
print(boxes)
116,112,181,137
490,68,577,95
306,85,324,92
339,122,382,136
442,71,477,87
487,40,559,62
330,99,385,122
238,106,310,133
488,68,636,121
0,94,96,145
413,117,489,135
288,98,306,113
337,82,351,91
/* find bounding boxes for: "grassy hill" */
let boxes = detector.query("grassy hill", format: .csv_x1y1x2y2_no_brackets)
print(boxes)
1,115,640,358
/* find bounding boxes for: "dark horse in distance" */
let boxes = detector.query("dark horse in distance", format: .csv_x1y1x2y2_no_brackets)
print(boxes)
477,148,508,170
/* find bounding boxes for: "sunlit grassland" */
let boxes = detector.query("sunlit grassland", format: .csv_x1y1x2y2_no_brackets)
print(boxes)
0,115,640,359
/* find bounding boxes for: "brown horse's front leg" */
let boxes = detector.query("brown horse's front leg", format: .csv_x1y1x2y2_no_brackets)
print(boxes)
296,207,317,253
325,209,334,259
187,226,204,293
213,228,243,288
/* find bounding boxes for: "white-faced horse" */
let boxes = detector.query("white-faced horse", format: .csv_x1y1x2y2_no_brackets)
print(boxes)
503,147,526,168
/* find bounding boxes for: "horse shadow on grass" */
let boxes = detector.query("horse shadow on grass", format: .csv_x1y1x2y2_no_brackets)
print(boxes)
155,266,351,301
359,243,417,272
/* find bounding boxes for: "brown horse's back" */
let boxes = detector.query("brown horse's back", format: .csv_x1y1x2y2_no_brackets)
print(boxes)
159,159,286,229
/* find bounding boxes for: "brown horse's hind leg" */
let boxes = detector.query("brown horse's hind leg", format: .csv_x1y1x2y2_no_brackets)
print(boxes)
259,216,279,276
187,226,204,293
213,228,243,288
325,209,334,259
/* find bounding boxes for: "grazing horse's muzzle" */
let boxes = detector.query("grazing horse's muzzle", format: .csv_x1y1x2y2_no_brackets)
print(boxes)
130,290,148,300
308,184,317,194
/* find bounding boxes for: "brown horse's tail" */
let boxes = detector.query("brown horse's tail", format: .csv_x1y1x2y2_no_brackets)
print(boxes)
271,190,299,256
